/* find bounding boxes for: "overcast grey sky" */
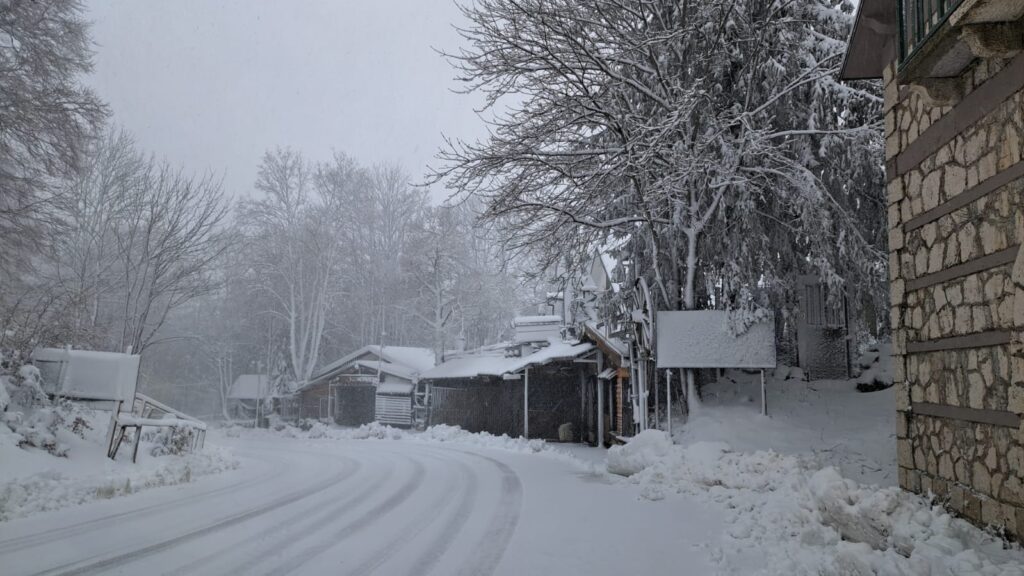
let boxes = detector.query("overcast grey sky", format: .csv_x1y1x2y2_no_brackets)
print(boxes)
86,1,487,202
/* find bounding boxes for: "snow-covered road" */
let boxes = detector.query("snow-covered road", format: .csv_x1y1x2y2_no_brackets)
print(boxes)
0,437,722,576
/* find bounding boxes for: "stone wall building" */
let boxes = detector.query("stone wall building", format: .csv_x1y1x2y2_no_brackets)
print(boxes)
842,0,1024,538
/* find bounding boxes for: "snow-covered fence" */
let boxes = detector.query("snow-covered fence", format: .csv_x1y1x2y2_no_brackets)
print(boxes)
106,392,207,463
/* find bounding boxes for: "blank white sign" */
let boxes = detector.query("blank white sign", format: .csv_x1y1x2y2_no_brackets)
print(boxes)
656,311,776,369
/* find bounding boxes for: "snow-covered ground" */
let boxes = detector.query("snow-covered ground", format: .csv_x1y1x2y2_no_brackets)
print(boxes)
4,350,1024,575
678,366,896,486
0,407,238,522
0,433,723,576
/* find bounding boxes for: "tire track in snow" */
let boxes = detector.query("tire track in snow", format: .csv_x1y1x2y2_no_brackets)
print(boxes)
453,451,523,576
345,449,475,576
396,447,482,576
31,455,360,576
261,452,428,576
184,452,396,576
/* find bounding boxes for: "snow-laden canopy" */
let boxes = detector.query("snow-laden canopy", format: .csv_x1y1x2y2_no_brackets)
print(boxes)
421,339,593,380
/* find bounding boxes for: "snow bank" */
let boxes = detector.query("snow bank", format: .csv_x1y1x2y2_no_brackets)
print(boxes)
1,370,238,523
412,423,548,454
606,429,673,476
0,446,238,521
680,365,896,486
611,441,1024,574
252,420,585,465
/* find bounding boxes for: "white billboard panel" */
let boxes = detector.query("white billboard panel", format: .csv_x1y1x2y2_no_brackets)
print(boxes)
32,348,140,403
656,311,776,369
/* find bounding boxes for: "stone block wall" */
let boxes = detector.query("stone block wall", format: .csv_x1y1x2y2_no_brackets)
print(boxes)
885,51,1024,538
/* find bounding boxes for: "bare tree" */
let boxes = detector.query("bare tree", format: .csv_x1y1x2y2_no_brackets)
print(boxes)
240,149,339,388
0,0,106,275
113,162,232,354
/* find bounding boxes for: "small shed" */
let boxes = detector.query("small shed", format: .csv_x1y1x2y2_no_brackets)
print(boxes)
227,374,272,419
297,345,434,427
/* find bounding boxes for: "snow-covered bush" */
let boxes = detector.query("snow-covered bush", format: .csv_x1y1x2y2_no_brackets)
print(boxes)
145,421,198,457
1,360,92,457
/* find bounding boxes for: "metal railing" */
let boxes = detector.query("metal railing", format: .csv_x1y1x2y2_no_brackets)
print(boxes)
899,0,965,64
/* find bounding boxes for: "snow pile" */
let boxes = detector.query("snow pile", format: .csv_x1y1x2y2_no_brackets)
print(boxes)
253,420,583,463
411,423,547,454
610,440,1024,575
0,446,238,521
606,429,673,476
854,342,894,392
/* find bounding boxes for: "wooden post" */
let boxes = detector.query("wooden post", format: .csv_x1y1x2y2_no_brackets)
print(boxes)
130,426,141,463
760,369,768,417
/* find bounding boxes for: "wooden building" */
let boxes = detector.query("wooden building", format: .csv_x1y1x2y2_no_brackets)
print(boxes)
421,337,594,441
295,345,434,427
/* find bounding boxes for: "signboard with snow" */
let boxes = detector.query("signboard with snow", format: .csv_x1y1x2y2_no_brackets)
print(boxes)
32,348,141,403
655,311,776,369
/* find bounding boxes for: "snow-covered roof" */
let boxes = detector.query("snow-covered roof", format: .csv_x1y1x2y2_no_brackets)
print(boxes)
375,345,436,373
350,360,416,382
421,339,594,380
228,375,272,399
376,381,414,395
312,345,435,384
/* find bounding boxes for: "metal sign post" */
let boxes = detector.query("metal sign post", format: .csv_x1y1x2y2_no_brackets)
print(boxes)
523,367,530,439
666,369,672,437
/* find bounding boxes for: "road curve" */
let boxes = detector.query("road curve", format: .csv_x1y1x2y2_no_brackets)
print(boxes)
0,434,722,576
0,438,523,576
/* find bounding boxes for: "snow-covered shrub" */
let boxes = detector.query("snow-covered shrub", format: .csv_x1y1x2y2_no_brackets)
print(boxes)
0,364,74,456
146,422,198,457
1,361,95,456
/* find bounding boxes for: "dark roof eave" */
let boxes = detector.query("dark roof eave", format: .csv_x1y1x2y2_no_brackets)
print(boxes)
839,0,899,81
